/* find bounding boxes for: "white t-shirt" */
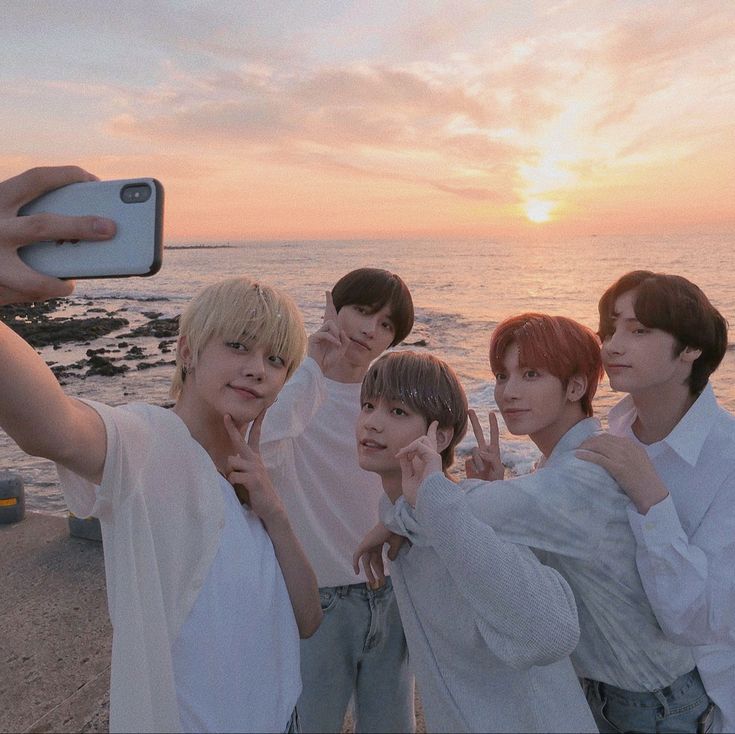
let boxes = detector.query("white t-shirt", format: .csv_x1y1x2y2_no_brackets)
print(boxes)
58,402,301,733
261,358,388,586
173,476,300,733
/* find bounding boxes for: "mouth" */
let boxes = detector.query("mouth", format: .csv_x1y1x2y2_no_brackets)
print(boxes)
604,364,631,373
502,408,529,418
229,385,261,399
350,336,371,351
359,438,386,451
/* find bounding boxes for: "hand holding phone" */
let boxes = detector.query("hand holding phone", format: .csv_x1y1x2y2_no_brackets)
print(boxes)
18,177,163,279
0,166,117,304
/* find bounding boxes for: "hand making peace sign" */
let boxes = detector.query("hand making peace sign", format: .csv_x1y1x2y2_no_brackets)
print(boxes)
465,409,505,481
224,409,286,524
307,290,348,373
396,421,443,507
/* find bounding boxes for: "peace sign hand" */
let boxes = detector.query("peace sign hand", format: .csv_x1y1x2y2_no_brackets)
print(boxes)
464,409,504,481
224,409,285,524
307,290,348,373
396,421,442,507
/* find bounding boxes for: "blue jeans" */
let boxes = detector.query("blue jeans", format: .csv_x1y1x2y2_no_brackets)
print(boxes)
297,578,415,733
583,668,713,733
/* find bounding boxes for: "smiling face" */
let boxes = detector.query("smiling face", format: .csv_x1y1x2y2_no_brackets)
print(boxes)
182,335,289,426
337,303,396,372
493,342,575,452
356,396,428,482
601,289,692,398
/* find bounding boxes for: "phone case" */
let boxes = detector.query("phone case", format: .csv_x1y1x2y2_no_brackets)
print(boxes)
18,178,164,279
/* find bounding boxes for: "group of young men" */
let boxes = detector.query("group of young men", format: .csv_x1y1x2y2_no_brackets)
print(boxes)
0,165,732,734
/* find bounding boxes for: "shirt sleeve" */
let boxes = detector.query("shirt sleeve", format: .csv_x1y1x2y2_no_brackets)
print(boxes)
258,358,327,465
389,473,581,670
627,475,735,645
457,461,616,562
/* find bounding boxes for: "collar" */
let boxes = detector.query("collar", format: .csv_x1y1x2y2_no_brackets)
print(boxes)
608,383,718,467
545,417,601,466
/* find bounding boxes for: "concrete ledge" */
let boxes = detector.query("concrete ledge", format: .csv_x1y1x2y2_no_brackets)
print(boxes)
0,512,111,733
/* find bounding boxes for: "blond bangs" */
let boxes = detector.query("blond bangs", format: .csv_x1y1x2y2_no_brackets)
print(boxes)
170,277,306,399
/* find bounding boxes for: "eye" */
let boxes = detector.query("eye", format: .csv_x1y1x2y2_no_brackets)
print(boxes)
494,372,507,382
361,401,375,411
226,341,248,352
391,407,408,416
524,369,541,379
268,354,286,367
632,327,649,335
354,305,367,314
381,320,395,332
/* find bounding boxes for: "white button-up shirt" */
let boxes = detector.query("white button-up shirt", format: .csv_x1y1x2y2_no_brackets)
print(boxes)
421,418,694,691
609,383,735,732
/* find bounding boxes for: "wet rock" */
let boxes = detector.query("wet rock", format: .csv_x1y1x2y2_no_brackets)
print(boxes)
124,345,146,360
123,315,180,339
403,338,428,347
136,359,176,371
86,355,129,377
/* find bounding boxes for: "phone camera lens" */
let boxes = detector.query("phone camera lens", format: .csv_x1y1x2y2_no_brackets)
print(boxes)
120,183,152,204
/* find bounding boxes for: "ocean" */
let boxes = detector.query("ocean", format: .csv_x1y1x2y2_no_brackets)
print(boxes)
2,233,733,514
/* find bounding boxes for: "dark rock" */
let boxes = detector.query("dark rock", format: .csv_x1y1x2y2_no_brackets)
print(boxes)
86,356,129,377
403,338,428,347
142,311,163,320
123,315,180,339
124,345,145,360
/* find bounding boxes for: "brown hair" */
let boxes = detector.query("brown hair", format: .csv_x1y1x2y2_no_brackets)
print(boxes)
331,268,414,347
598,271,728,395
361,351,468,470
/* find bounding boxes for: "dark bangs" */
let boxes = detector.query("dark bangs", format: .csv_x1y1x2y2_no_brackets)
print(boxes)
331,268,414,346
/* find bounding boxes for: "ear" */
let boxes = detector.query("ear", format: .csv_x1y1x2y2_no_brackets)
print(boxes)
565,374,587,404
434,425,455,454
178,335,192,365
680,346,702,364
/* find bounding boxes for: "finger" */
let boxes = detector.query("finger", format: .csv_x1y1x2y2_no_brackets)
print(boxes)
247,408,266,452
469,409,487,449
362,555,376,585
488,412,500,453
0,166,99,213
324,290,338,323
370,551,386,582
223,413,246,452
387,534,404,560
6,212,116,248
398,452,415,481
574,449,609,470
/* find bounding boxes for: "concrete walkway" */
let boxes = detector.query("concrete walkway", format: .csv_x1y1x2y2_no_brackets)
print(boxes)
0,512,110,733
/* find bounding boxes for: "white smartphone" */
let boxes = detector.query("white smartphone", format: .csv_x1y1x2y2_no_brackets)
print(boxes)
18,178,164,279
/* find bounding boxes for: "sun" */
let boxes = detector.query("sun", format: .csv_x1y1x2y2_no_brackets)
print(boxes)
524,199,554,223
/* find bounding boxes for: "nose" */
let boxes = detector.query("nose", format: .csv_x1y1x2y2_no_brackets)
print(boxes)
361,410,383,432
502,375,523,401
242,351,266,380
361,314,378,338
604,329,624,355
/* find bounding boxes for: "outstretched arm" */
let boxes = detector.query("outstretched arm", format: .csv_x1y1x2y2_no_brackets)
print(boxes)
0,167,116,484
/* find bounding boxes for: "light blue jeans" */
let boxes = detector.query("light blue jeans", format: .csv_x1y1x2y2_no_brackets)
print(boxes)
297,578,415,733
583,668,713,733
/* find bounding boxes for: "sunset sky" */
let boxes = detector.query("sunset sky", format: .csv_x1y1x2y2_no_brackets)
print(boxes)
3,1,734,241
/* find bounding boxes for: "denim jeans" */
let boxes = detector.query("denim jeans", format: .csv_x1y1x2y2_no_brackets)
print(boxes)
297,578,415,733
583,668,713,733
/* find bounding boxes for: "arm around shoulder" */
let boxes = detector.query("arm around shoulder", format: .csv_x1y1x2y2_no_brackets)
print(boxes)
416,473,580,669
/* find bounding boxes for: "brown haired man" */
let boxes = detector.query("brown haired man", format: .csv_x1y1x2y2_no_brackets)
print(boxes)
578,271,732,732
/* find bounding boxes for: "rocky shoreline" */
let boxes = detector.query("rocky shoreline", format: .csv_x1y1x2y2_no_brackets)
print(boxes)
0,298,180,383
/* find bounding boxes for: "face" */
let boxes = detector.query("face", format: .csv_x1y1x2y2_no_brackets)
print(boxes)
337,303,396,370
493,343,569,443
185,336,289,424
356,396,428,479
601,289,688,396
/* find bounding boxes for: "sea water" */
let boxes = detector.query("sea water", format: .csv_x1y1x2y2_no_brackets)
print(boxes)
2,233,733,514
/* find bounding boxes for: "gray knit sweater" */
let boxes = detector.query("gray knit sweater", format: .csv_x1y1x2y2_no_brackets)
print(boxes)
381,489,597,733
